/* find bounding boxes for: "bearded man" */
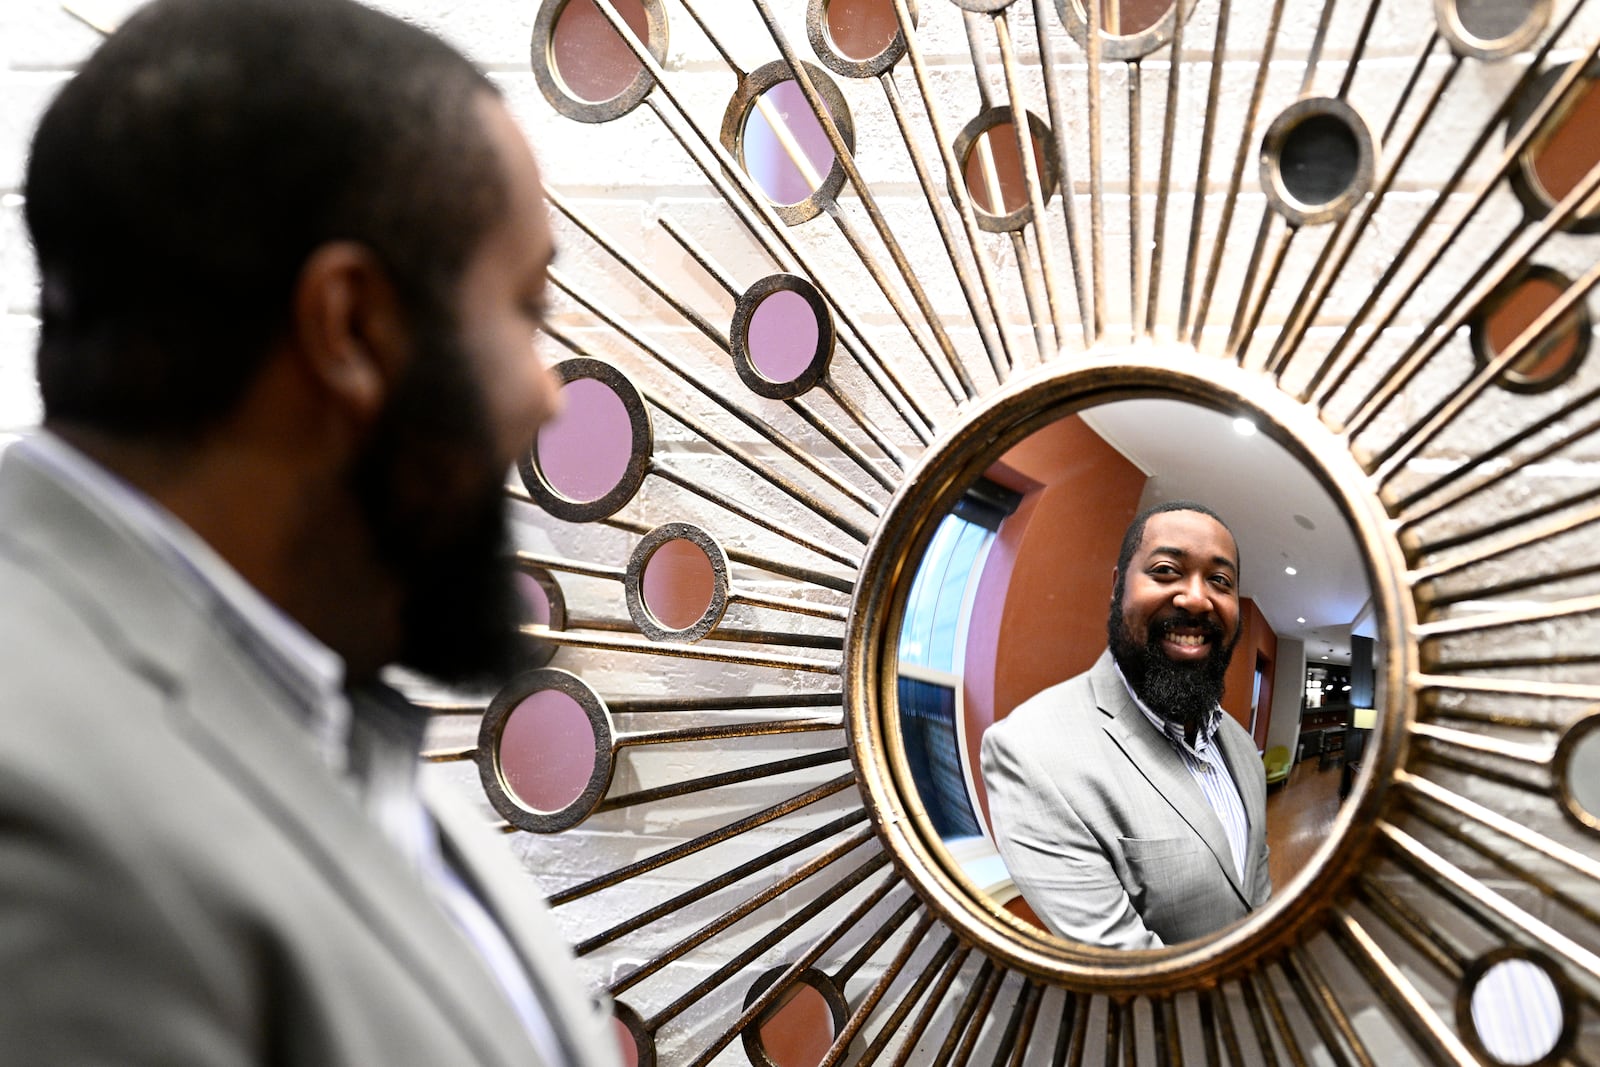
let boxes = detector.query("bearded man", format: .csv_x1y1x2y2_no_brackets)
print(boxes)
0,1,618,1063
981,501,1272,949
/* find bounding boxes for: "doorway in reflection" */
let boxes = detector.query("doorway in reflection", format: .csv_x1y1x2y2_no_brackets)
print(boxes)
893,398,1377,942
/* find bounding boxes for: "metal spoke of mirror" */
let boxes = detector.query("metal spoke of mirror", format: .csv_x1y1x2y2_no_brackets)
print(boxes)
414,0,1600,1061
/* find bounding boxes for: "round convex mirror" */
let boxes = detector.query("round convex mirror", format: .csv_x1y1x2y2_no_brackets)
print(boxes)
1435,0,1550,60
480,669,615,833
722,61,854,225
1507,61,1600,234
1459,950,1575,1066
808,0,916,80
531,0,668,123
521,358,652,523
624,523,730,642
1469,265,1591,393
1055,0,1188,62
952,108,1058,233
847,349,1407,979
731,274,835,398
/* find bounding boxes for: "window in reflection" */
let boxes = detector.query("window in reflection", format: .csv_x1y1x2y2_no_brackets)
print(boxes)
898,513,996,843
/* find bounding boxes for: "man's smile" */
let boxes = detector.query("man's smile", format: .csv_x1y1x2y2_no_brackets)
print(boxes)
1154,617,1223,661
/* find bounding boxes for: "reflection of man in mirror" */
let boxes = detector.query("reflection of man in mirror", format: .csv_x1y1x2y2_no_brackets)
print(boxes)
981,501,1271,948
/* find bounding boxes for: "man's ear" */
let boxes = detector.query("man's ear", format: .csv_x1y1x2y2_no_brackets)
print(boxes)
290,242,409,429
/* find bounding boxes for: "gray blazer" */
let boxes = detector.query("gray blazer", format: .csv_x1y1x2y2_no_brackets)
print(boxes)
0,446,617,1066
981,651,1271,948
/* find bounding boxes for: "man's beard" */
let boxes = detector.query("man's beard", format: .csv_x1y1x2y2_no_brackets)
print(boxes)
1108,601,1237,734
347,307,521,685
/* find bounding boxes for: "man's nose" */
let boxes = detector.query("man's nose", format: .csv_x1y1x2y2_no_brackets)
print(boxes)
1173,576,1213,613
528,350,562,429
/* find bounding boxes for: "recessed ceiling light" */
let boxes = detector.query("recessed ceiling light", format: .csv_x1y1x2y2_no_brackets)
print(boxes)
1232,417,1257,437
1285,566,1297,575
1297,617,1306,624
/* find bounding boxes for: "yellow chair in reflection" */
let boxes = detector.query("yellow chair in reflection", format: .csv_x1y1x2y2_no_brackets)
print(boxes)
1263,746,1292,790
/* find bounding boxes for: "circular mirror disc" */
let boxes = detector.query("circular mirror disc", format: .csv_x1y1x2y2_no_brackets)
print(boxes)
743,80,839,206
757,983,836,1067
1469,958,1565,1065
962,120,1047,215
1278,113,1362,207
641,537,717,631
499,689,599,813
824,0,900,60
1086,0,1173,36
536,377,636,503
749,288,822,384
551,0,651,103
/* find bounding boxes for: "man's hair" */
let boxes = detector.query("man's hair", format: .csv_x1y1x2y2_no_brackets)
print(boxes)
1111,500,1239,604
1113,499,1235,575
25,0,505,439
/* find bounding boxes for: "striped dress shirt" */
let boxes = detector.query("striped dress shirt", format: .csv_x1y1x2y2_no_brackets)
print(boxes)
1115,664,1252,885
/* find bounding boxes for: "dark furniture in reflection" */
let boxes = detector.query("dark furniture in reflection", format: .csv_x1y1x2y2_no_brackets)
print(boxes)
1296,728,1323,764
1340,728,1369,800
1317,725,1347,771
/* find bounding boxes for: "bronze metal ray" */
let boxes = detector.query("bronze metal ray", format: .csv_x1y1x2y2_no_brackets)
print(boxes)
820,910,940,1067
740,0,981,400
669,868,903,1060
1329,908,1478,1065
1189,0,1288,348
547,772,856,906
1176,0,1232,341
1033,0,1096,345
1309,21,1600,406
1283,947,1377,1067
1265,38,1451,381
575,809,870,955
610,833,881,998
876,940,973,1067
594,747,851,813
1145,0,1187,338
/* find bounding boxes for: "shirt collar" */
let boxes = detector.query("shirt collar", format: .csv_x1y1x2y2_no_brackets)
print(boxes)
16,430,352,771
1112,656,1223,757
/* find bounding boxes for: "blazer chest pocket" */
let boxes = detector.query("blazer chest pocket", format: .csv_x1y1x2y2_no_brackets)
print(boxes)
1118,835,1208,900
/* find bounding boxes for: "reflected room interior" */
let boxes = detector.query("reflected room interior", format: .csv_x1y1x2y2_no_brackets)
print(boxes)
894,398,1377,937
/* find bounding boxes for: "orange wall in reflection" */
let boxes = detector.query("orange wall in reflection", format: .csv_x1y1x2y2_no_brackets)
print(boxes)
1223,597,1278,749
963,415,1145,826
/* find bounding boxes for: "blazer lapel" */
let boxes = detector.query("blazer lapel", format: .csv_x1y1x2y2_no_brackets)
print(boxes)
1214,717,1269,890
1088,654,1249,902
175,663,546,1067
426,774,615,1067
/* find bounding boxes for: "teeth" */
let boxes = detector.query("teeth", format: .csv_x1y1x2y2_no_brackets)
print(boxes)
1169,633,1206,647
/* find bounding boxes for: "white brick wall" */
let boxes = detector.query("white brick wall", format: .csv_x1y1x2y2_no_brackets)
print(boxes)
8,0,1600,1063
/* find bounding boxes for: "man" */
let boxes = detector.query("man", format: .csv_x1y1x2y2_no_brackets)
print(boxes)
0,1,617,1063
981,501,1271,949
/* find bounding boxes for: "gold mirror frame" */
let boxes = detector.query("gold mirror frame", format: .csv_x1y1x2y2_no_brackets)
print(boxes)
845,347,1415,991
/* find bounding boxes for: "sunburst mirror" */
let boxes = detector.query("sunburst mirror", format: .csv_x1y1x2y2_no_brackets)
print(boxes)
35,0,1600,1062
21,0,1600,1061
414,0,1600,1061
